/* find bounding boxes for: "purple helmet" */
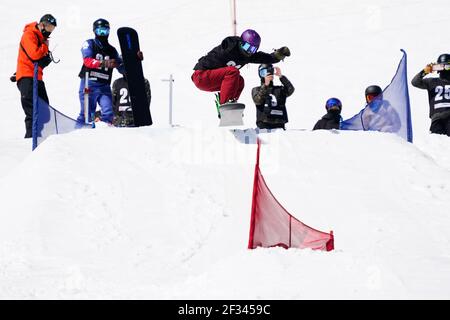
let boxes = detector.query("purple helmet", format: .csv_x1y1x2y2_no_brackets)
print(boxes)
240,29,261,55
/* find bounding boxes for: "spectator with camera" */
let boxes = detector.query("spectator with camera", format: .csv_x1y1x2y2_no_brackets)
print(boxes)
251,64,295,130
412,53,450,136
15,14,57,138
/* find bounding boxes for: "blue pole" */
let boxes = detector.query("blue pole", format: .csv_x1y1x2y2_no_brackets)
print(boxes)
401,49,413,143
32,63,39,151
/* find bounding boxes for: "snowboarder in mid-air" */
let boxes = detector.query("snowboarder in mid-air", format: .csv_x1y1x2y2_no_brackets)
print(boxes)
191,29,290,111
412,53,450,136
76,18,125,125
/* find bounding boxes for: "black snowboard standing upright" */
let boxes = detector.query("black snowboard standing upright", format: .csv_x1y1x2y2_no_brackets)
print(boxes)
117,27,153,126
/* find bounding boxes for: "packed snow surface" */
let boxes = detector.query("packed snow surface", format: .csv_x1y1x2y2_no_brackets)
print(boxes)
0,0,449,299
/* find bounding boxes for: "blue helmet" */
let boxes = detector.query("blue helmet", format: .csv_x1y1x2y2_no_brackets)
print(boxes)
325,97,342,111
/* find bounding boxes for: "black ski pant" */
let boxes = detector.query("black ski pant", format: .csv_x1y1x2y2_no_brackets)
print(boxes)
17,77,49,139
430,116,450,137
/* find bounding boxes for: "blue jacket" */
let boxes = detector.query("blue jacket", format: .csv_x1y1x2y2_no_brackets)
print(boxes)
78,38,124,86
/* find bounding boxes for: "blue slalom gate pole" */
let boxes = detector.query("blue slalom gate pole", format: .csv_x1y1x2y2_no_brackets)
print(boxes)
32,63,39,151
401,49,413,143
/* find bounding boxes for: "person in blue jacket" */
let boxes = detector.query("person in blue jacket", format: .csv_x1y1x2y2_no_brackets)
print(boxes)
76,18,125,125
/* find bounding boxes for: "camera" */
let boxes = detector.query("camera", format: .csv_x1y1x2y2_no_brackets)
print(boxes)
432,63,450,72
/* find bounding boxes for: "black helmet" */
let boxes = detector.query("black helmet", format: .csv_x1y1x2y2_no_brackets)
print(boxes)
40,14,57,27
258,63,274,79
365,85,382,97
437,54,450,64
93,18,110,33
365,85,382,103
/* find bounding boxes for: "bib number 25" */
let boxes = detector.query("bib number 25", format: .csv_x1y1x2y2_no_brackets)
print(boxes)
435,85,450,101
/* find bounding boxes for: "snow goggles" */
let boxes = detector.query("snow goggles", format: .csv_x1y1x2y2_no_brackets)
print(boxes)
241,41,258,55
95,26,110,36
259,66,274,78
325,98,342,109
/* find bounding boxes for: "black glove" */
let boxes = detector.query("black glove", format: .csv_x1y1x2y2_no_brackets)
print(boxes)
274,46,291,61
38,54,52,68
10,72,16,82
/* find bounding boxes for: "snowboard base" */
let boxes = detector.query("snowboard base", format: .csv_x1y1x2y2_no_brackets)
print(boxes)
219,103,245,127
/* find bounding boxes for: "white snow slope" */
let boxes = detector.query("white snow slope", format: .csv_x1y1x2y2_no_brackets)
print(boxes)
0,0,450,299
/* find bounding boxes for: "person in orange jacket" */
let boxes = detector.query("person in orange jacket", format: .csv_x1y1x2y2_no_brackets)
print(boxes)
15,14,57,138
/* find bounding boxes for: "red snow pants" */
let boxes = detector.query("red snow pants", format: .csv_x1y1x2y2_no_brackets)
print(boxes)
191,66,245,105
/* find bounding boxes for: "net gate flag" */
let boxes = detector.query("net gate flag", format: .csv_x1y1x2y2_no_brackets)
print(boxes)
32,64,89,150
340,50,413,143
248,139,334,251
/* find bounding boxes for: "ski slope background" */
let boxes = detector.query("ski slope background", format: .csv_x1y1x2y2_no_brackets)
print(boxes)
0,0,450,299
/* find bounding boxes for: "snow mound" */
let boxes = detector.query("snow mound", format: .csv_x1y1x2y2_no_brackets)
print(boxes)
0,128,449,299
